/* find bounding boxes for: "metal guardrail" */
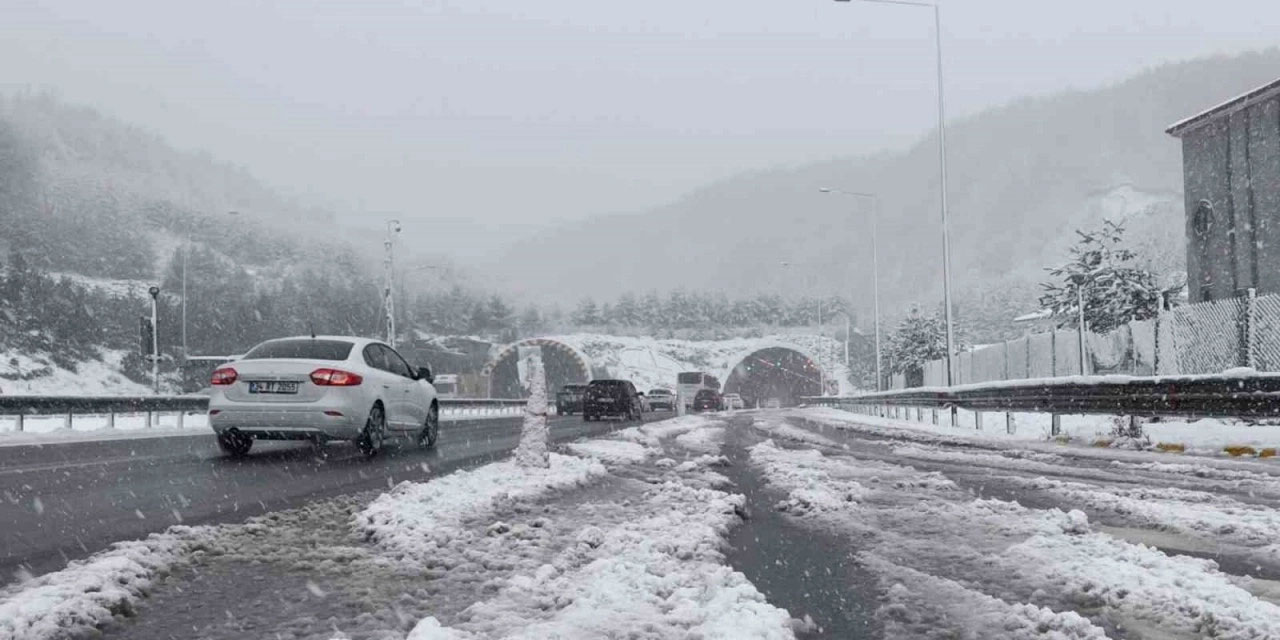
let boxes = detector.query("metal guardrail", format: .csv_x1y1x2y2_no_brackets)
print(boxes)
802,373,1280,434
0,395,529,432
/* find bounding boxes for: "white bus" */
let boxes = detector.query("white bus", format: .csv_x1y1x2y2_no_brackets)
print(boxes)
433,374,460,398
676,371,721,410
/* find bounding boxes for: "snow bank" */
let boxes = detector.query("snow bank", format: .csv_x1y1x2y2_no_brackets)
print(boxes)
0,526,213,640
797,405,1280,454
563,440,648,465
355,453,607,561
421,481,795,639
1016,476,1280,558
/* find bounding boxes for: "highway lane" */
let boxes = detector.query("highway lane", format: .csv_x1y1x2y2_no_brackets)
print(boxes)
0,411,671,585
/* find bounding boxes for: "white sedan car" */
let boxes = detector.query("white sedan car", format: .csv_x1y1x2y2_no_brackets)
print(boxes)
207,336,439,458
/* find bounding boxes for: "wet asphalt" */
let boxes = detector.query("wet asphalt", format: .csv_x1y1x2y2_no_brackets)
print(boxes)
0,411,668,585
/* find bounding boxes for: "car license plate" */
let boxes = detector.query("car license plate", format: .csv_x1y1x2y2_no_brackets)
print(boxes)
249,381,299,394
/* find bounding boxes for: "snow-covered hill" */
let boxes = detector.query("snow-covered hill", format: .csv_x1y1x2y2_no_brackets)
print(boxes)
0,348,151,395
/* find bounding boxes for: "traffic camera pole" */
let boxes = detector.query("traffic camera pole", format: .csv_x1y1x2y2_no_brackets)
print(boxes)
148,286,160,394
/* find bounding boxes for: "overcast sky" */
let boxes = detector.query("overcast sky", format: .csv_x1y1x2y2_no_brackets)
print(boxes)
4,0,1280,256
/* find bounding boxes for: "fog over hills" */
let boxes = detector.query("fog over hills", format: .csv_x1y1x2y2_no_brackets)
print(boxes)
491,49,1280,332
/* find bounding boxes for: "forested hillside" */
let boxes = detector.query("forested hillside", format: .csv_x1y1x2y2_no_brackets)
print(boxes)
495,49,1280,341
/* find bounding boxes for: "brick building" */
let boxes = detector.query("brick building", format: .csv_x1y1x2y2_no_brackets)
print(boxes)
1167,77,1280,302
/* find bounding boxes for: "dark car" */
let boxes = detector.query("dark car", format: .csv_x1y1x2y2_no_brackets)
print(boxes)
556,383,588,415
583,379,642,421
692,388,724,412
647,388,675,411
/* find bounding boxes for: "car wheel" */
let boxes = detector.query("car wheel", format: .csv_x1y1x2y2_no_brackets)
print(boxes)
417,403,440,449
217,431,252,458
357,404,386,458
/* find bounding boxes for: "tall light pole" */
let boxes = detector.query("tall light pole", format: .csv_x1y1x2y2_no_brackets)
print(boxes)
384,219,402,348
819,188,882,391
832,0,955,386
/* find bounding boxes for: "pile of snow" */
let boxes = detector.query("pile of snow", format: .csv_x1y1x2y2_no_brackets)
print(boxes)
547,333,854,394
869,557,1108,639
0,526,213,640
563,440,649,465
410,480,795,640
615,414,717,453
1016,476,1280,558
750,414,840,447
750,440,870,514
673,425,725,454
0,348,149,396
355,453,607,561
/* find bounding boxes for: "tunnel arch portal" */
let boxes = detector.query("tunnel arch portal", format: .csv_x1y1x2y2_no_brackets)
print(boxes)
722,345,823,408
482,338,593,399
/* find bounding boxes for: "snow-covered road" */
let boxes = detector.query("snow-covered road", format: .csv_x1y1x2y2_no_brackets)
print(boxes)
6,408,1280,639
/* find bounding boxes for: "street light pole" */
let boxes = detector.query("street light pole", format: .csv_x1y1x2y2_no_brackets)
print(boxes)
832,0,955,386
819,188,883,391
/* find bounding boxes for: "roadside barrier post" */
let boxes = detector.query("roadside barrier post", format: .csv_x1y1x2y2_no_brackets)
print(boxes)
1051,414,1061,437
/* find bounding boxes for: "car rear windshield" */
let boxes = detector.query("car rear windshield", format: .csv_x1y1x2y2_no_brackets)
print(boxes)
242,339,354,361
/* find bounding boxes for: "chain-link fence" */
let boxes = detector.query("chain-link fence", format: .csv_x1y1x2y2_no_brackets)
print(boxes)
1170,296,1244,374
889,289,1280,389
1252,294,1280,371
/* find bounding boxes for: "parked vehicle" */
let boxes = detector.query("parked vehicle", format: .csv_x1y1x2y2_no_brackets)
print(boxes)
763,397,783,409
692,388,725,412
207,336,440,458
583,379,642,421
723,392,745,410
556,383,588,415
647,388,676,411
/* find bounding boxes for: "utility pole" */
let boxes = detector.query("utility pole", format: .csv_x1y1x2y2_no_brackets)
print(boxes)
384,220,401,348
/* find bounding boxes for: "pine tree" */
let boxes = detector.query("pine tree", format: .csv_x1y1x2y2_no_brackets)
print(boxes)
572,298,600,326
1038,219,1178,334
884,306,949,379
519,305,544,336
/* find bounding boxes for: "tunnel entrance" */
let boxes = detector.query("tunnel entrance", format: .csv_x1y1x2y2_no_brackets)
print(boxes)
483,339,592,399
724,347,823,408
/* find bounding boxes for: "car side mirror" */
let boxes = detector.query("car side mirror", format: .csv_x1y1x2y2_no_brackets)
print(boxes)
417,367,434,384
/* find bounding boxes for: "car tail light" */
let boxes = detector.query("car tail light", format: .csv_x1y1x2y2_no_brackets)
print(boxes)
310,368,363,386
211,367,238,386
